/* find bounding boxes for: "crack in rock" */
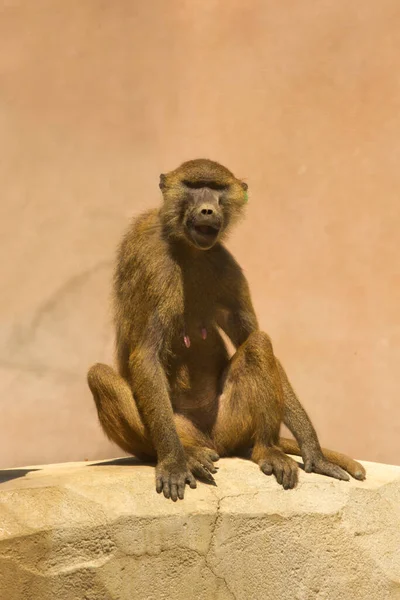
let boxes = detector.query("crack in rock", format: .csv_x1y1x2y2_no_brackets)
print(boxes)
203,490,237,600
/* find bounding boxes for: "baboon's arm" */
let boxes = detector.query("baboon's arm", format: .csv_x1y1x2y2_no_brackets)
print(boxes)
217,273,259,347
129,316,184,462
276,357,322,452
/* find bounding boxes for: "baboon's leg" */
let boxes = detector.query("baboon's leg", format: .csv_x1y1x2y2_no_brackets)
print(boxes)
212,331,299,489
276,359,366,480
87,363,218,478
87,363,152,458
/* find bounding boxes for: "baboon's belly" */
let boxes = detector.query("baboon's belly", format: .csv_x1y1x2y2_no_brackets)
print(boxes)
168,331,229,428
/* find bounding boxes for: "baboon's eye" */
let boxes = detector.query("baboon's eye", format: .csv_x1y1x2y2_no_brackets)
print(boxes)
210,182,229,191
183,180,228,191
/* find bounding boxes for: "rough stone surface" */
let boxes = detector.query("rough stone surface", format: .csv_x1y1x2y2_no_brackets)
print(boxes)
0,457,399,600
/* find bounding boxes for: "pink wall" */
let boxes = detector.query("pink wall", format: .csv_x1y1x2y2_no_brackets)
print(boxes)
1,0,399,468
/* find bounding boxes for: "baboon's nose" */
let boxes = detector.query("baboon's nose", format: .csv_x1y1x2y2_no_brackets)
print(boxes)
199,204,214,216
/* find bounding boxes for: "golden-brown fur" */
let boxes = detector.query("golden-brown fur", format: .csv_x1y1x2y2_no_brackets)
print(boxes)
87,159,366,501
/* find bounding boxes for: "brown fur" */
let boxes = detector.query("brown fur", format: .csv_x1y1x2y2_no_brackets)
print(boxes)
87,158,366,501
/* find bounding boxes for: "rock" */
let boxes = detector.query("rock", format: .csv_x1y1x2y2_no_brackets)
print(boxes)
0,457,399,600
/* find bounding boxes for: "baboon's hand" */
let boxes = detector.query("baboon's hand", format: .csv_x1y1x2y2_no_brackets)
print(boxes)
258,448,298,490
303,450,350,482
155,454,197,501
185,446,220,486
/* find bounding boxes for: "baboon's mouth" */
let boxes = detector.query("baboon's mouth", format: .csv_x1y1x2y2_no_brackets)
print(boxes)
193,225,220,237
188,221,222,249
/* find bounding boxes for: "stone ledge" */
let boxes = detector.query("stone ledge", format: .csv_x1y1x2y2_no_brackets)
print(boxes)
0,457,399,600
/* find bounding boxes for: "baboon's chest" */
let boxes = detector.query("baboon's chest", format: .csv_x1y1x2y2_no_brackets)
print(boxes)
167,262,230,406
179,271,220,344
168,255,229,357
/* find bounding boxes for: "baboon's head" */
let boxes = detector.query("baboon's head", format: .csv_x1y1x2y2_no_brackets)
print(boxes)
159,159,248,250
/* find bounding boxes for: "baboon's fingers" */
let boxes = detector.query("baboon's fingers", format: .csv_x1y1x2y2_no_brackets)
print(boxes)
158,475,191,500
275,466,284,486
186,449,219,484
156,475,163,494
258,450,298,489
186,473,197,489
155,463,197,500
192,448,220,469
282,465,296,490
191,463,217,485
207,449,220,462
162,479,171,499
321,464,350,482
260,462,273,476
170,482,178,502
290,466,298,489
306,459,350,482
200,457,218,474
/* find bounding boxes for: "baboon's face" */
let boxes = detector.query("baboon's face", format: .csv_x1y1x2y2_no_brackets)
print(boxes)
160,159,248,250
181,182,225,249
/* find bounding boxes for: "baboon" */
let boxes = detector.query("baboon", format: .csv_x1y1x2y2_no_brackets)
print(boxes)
88,158,366,501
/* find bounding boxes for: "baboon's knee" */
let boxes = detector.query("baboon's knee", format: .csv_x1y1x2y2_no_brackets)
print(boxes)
87,363,118,410
87,363,112,389
253,330,273,348
244,331,275,365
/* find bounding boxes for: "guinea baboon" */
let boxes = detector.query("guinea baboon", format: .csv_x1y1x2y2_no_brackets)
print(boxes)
88,158,366,501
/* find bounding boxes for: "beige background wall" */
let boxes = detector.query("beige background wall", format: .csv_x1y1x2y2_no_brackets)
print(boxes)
1,0,399,469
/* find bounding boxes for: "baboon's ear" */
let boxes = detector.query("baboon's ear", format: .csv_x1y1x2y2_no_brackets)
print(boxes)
241,181,249,203
159,174,166,190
